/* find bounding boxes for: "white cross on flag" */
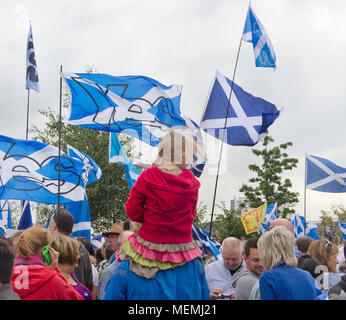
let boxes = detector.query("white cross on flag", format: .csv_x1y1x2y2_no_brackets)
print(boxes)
306,154,346,193
200,71,281,146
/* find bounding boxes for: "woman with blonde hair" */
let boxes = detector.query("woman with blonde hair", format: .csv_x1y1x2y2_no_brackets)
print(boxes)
10,226,82,300
257,226,322,300
307,239,344,290
104,128,209,300
50,235,92,300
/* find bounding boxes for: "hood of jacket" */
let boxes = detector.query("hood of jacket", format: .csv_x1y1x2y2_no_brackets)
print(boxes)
11,265,59,299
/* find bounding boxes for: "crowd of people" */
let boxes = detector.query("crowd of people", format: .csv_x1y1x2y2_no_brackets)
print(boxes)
0,128,345,300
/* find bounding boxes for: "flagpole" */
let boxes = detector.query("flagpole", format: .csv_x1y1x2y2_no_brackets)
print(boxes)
209,35,244,236
107,135,110,219
304,153,307,236
26,90,30,140
58,65,63,209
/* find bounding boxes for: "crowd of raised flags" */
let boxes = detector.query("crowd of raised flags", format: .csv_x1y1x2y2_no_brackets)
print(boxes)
0,5,344,246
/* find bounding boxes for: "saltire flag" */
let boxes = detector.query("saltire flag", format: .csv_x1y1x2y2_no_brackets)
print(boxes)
67,144,102,185
258,203,277,235
62,73,185,146
291,214,319,240
192,224,221,260
26,24,40,92
0,200,12,229
181,116,206,178
339,221,346,241
65,196,91,243
0,135,86,204
17,200,33,230
241,203,267,235
91,234,105,250
200,71,281,146
109,133,140,189
242,6,276,68
306,154,346,193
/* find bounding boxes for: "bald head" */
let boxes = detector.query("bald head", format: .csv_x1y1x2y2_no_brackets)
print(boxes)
269,218,294,233
221,237,243,271
117,231,134,249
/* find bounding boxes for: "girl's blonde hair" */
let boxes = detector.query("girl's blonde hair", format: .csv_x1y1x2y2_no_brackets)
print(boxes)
306,239,338,271
15,226,51,259
257,226,297,270
153,128,198,167
50,235,80,266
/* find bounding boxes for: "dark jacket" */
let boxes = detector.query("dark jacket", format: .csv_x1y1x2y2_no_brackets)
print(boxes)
0,284,20,300
74,241,93,292
328,274,346,300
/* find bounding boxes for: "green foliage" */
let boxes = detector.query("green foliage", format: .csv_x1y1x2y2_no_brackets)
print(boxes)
30,107,138,233
319,204,346,245
239,135,299,218
210,202,254,240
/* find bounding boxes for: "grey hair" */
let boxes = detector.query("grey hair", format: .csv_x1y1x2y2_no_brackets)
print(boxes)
220,237,243,256
257,226,297,270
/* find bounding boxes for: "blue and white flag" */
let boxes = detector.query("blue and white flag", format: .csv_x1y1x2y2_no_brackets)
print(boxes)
306,155,346,193
109,133,140,189
17,201,33,230
242,6,276,68
200,71,281,146
26,24,40,92
65,196,91,243
0,200,12,229
0,135,86,204
291,214,319,240
181,116,206,178
258,203,277,234
67,145,102,185
63,73,185,146
91,234,105,250
339,221,346,241
192,224,221,260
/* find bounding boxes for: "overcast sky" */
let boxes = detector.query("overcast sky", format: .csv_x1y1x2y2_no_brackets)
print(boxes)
0,0,345,223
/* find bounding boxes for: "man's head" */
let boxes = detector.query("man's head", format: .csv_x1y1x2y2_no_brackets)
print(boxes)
221,237,243,271
269,218,294,233
295,236,313,255
117,231,134,249
0,239,15,285
102,223,123,253
243,238,263,276
48,208,74,238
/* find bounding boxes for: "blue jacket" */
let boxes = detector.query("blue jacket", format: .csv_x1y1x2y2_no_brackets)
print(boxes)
103,258,210,300
260,264,322,300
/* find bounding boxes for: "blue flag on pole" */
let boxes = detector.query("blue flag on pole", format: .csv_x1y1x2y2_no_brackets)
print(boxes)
200,71,281,146
339,221,346,241
26,24,40,92
192,224,221,260
62,73,185,146
65,196,91,243
109,133,140,189
291,214,319,240
242,6,276,69
0,135,86,204
17,201,33,230
67,144,102,185
0,200,12,229
306,154,346,193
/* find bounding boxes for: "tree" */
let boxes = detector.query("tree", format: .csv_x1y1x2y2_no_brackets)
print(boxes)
239,135,299,218
319,204,346,245
30,107,139,233
210,202,253,240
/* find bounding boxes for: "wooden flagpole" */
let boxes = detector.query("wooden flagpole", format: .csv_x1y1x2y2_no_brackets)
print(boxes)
304,154,307,236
